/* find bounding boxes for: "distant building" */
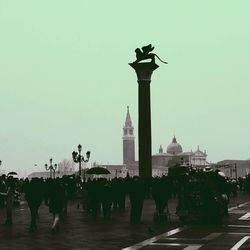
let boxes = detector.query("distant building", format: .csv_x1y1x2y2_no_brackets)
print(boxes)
190,146,208,166
215,160,250,178
152,136,209,168
28,171,51,179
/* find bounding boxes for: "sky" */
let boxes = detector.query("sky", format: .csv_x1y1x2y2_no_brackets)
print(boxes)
0,1,249,176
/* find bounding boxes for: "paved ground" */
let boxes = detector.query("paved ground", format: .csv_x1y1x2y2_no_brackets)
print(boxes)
0,192,250,250
124,194,250,250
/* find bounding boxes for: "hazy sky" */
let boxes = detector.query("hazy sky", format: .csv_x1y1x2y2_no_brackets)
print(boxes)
0,1,249,176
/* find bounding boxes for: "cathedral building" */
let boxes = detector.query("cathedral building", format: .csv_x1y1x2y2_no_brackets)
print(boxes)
152,137,209,168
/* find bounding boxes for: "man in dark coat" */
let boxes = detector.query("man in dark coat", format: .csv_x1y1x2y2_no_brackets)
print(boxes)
152,176,172,224
100,180,113,220
128,176,147,224
25,178,43,231
45,179,66,232
0,175,6,208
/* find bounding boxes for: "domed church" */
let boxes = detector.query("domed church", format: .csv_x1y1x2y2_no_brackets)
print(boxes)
166,136,183,155
152,136,209,167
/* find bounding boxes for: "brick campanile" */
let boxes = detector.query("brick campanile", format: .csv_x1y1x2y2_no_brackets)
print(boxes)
123,106,135,165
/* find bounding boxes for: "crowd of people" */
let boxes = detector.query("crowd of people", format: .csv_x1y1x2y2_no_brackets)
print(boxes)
0,166,249,233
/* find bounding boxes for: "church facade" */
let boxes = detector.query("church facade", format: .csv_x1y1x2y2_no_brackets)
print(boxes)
152,137,209,168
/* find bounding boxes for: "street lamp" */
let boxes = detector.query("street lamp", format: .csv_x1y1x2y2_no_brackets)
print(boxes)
72,144,90,182
45,158,57,179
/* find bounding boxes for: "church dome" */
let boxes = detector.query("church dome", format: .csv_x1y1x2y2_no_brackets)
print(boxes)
167,136,183,155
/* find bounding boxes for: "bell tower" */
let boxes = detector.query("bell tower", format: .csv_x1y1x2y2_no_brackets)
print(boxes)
123,106,135,165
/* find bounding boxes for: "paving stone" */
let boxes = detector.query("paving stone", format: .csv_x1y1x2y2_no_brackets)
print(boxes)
1,192,250,249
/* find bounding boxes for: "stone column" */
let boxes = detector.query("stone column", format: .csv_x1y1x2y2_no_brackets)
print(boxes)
129,62,158,178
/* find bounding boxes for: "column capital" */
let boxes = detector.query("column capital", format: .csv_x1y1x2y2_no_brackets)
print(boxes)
129,62,159,82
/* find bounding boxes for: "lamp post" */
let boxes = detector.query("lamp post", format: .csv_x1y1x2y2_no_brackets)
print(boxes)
72,144,90,182
45,158,57,179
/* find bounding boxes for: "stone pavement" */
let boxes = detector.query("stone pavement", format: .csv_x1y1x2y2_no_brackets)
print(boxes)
123,193,250,250
0,192,249,250
0,195,178,250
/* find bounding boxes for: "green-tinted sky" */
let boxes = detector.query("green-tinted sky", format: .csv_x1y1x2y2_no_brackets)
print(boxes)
0,1,249,176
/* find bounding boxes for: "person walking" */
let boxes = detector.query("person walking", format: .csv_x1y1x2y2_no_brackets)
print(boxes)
24,178,43,232
152,176,172,224
128,176,147,224
45,178,66,232
100,180,113,220
0,175,7,209
0,177,15,226
88,179,101,221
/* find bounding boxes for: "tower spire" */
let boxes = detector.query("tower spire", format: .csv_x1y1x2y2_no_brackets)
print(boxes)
159,145,163,154
172,136,177,143
125,105,132,127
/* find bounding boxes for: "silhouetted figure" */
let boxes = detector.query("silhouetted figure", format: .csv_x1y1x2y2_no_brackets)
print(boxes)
0,175,7,208
88,179,101,221
100,180,113,220
201,170,228,225
128,176,147,224
0,177,15,226
111,178,126,212
24,178,43,232
45,179,66,232
82,179,92,213
111,178,119,212
175,172,191,225
117,178,127,212
152,176,172,224
58,176,71,217
230,179,238,197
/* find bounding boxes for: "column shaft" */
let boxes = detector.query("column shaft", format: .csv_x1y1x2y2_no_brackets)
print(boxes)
138,80,152,178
